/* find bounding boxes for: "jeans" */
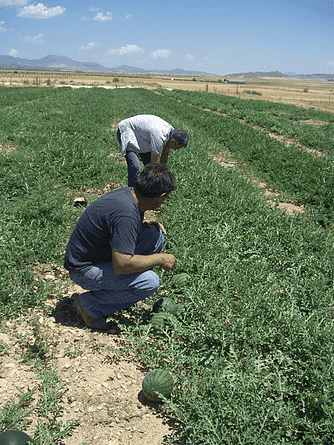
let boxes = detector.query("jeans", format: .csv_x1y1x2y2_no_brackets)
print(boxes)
117,129,152,187
69,224,164,319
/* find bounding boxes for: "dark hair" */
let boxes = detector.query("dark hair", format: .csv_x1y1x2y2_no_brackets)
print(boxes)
134,163,175,198
169,130,188,147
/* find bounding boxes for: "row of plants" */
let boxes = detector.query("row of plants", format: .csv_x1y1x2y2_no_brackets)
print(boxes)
1,86,334,443
122,88,334,226
0,85,59,108
156,88,334,154
91,88,334,443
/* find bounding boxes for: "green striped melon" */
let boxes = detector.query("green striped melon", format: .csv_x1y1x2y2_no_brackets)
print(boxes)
153,298,184,317
153,297,173,313
169,303,184,316
142,369,174,402
172,273,190,287
150,312,171,328
0,430,35,444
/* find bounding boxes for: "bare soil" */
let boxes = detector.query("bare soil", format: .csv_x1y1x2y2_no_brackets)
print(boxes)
1,71,333,443
1,256,177,445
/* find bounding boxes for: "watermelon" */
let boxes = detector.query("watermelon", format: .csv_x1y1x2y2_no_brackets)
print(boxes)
0,430,34,444
169,303,184,316
172,273,190,287
150,312,171,328
153,297,174,313
142,369,174,402
153,297,184,317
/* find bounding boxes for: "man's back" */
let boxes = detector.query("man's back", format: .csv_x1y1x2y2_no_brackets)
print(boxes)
118,114,173,155
64,187,144,272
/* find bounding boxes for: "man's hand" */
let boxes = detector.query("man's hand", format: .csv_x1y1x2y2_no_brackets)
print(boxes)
159,253,177,271
143,220,167,236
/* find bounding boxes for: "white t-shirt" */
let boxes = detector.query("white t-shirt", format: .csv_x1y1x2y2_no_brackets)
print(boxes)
118,115,174,156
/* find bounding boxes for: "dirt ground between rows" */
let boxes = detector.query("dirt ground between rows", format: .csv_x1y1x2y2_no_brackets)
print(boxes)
1,73,333,444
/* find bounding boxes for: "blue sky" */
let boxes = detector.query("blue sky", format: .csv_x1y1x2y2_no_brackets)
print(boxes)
0,0,333,75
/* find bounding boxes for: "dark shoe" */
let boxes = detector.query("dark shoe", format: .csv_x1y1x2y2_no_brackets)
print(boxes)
73,297,115,331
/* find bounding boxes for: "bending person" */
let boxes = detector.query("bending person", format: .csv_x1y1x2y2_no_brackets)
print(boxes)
117,114,188,187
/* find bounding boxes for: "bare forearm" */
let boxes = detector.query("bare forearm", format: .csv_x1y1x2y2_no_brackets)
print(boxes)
118,253,163,275
160,148,170,166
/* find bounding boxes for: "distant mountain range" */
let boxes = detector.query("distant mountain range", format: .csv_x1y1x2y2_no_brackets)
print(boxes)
1,55,334,80
0,55,214,76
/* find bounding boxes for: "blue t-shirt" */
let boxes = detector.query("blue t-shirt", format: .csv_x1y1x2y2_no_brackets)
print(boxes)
64,187,144,272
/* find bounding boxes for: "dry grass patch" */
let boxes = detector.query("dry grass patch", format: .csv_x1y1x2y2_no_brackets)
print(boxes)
104,120,119,132
0,144,17,155
299,119,329,128
107,152,126,164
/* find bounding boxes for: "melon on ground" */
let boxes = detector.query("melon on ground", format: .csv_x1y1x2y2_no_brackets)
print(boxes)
153,297,174,313
150,312,171,328
153,297,184,316
172,273,190,287
0,430,34,444
142,369,174,402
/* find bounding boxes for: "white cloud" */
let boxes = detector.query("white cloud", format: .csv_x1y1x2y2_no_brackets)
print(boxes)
89,7,100,11
80,42,96,51
0,26,7,32
24,33,43,44
9,48,19,56
185,54,195,61
17,3,65,19
0,0,29,5
108,44,144,56
94,11,112,21
126,14,131,19
329,61,334,65
151,49,172,59
80,16,87,21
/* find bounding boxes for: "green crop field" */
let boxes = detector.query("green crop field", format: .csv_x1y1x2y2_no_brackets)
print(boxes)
1,85,334,444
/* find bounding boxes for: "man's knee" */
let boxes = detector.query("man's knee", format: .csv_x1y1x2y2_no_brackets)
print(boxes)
142,270,159,294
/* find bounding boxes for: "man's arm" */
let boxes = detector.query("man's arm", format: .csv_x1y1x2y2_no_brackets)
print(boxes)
112,250,176,275
151,152,160,164
159,145,170,166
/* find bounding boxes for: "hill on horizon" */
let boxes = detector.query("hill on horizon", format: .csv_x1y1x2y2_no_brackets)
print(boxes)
0,55,333,80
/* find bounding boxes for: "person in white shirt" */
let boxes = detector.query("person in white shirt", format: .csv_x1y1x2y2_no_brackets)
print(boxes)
117,114,188,186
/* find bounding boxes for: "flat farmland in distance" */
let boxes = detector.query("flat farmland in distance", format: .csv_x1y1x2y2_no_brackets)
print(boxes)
1,69,334,112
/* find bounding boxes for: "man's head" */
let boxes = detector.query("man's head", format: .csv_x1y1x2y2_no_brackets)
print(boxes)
168,130,188,150
134,163,175,199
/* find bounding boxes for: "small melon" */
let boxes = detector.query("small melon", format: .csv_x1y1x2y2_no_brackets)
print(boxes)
150,312,171,328
153,298,184,317
142,369,174,402
153,297,174,313
172,273,190,287
0,430,34,444
169,303,184,316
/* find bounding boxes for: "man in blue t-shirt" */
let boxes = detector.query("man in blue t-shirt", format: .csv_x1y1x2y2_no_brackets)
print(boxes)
64,163,177,331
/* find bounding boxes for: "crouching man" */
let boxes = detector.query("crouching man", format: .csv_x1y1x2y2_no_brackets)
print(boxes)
64,163,177,331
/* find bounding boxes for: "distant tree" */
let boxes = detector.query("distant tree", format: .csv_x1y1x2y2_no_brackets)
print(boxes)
113,77,119,88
